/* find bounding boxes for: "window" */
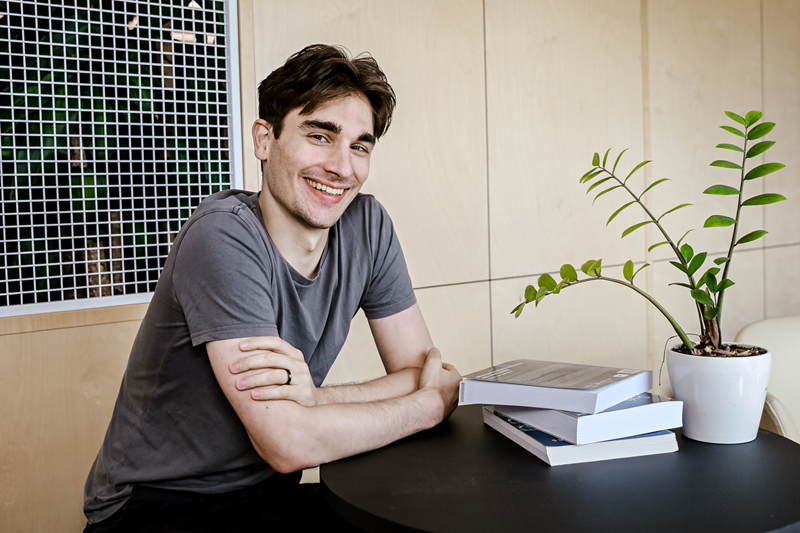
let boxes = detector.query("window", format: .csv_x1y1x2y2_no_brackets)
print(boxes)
0,0,243,316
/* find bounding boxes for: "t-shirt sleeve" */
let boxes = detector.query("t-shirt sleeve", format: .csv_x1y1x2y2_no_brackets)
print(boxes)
172,209,279,346
358,198,417,320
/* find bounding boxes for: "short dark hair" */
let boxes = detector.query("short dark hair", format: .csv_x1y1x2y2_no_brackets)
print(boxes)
258,44,396,140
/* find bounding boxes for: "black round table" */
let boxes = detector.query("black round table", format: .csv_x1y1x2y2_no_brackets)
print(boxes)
320,404,800,532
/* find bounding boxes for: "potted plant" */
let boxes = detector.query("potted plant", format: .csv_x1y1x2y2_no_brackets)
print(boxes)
511,111,785,444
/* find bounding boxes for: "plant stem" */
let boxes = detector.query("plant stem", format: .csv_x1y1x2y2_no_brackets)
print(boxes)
556,275,694,351
600,166,706,335
715,130,749,334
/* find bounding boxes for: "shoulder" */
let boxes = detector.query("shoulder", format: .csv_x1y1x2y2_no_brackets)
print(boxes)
181,190,263,239
339,193,393,229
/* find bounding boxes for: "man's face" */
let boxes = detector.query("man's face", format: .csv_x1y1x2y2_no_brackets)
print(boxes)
256,94,376,230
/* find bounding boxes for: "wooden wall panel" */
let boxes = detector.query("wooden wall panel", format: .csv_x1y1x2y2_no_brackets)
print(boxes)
763,0,800,248
0,320,140,533
250,0,489,288
486,0,645,279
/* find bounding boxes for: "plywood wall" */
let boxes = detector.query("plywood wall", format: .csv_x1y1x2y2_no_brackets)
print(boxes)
2,1,799,531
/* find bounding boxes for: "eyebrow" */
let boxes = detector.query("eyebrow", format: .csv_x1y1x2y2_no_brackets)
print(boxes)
300,119,376,147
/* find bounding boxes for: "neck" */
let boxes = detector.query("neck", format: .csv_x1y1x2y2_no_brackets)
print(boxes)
258,192,328,280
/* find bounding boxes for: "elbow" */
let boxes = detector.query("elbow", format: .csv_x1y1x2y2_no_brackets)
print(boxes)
249,429,319,474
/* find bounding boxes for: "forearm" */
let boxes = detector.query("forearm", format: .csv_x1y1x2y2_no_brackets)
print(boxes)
250,387,443,472
316,366,421,405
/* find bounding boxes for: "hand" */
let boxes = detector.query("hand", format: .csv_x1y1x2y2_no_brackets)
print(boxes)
229,336,318,407
418,347,461,421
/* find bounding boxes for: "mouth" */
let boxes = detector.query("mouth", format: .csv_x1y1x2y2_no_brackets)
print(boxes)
305,178,346,197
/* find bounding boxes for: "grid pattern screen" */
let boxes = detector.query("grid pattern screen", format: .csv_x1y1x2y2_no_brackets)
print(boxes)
0,0,235,311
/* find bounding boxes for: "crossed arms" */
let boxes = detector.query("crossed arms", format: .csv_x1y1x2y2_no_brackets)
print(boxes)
206,303,461,473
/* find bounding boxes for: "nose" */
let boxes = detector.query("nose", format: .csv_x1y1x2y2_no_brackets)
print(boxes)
323,143,354,179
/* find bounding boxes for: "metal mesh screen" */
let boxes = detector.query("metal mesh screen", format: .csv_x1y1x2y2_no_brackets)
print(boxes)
0,0,238,314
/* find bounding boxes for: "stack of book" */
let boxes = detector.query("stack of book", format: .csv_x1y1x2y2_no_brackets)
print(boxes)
460,359,683,466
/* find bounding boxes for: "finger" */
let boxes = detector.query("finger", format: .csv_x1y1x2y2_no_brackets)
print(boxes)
230,351,296,374
238,337,304,360
250,385,298,401
236,368,292,390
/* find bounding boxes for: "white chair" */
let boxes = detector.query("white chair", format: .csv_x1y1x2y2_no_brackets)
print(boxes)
736,316,800,443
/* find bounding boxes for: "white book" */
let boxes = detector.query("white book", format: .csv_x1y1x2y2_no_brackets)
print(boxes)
460,359,652,414
494,393,683,445
482,406,678,466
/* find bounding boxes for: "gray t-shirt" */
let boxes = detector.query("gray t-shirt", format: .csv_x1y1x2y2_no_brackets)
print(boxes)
84,190,416,522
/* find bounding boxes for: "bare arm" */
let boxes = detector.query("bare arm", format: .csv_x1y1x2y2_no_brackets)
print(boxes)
233,304,435,404
207,338,460,473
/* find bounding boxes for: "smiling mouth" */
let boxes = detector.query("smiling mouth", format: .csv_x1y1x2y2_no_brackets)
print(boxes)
305,178,345,196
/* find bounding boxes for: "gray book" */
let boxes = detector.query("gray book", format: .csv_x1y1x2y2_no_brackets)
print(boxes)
460,359,652,414
494,393,683,445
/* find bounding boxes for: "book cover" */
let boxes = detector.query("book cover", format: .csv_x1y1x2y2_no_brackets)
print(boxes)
482,406,678,466
460,359,652,414
494,393,683,445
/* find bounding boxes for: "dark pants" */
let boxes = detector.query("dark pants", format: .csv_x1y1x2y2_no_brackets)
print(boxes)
83,473,361,532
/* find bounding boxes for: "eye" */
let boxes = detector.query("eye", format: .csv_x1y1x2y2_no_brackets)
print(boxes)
352,144,370,154
310,134,329,143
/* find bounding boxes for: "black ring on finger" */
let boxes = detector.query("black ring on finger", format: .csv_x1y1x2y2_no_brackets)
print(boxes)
285,369,292,385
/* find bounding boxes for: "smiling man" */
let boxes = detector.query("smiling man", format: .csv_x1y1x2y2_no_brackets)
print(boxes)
82,45,461,532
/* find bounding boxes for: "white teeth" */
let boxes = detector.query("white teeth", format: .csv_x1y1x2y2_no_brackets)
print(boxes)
306,178,344,196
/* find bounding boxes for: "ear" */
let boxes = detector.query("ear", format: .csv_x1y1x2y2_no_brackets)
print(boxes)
251,119,272,162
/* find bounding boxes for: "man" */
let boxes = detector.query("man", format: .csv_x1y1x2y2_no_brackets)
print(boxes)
83,44,461,531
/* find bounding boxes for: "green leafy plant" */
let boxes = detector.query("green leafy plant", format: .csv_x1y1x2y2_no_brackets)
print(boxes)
511,111,785,354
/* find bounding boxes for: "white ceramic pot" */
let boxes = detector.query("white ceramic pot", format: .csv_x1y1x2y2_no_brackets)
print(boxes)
666,344,771,444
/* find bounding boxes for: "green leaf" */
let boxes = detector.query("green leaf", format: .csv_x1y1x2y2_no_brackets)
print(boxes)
602,148,611,168
680,243,694,263
580,168,597,183
623,260,634,282
593,185,622,204
747,122,775,140
714,257,729,265
581,169,605,183
670,261,689,274
607,201,637,226
511,302,525,317
691,289,715,308
592,152,600,167
746,141,775,158
704,272,718,293
658,203,692,221
744,111,763,126
624,160,652,183
535,286,548,306
703,184,740,195
586,176,613,194
581,259,602,277
716,143,744,152
745,163,785,180
742,193,786,206
725,111,747,126
553,280,565,294
710,160,742,170
648,241,670,252
717,279,735,291
524,284,537,302
612,148,628,174
736,230,768,245
677,229,693,248
631,263,650,284
669,282,693,289
687,252,707,276
639,178,670,199
538,273,557,291
560,264,578,283
581,260,597,275
704,215,736,228
621,220,652,238
721,125,745,138
704,307,719,320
